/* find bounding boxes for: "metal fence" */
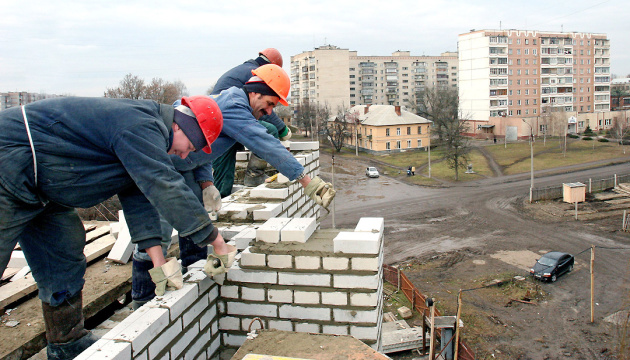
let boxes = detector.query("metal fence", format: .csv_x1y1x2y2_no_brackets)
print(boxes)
532,173,630,201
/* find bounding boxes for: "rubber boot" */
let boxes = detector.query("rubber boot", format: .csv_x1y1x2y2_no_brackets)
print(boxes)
42,292,98,360
131,258,156,310
244,154,269,187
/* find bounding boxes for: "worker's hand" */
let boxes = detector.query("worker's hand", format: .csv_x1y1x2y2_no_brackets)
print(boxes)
280,127,292,141
202,184,222,212
148,257,183,296
304,176,336,209
203,244,237,277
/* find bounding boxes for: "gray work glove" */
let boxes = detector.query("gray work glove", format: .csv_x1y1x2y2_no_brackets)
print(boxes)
148,257,183,296
203,244,237,277
304,176,336,209
202,184,222,213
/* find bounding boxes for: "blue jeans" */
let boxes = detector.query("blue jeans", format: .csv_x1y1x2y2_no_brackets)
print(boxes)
0,183,85,306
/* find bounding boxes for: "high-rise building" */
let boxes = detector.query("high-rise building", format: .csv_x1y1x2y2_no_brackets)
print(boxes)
0,92,61,111
458,30,611,123
290,45,458,112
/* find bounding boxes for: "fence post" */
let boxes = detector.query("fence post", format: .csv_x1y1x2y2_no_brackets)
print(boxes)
397,267,401,291
624,210,627,231
589,178,592,193
615,174,618,188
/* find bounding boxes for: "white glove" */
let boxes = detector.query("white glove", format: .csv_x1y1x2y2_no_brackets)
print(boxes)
304,176,336,209
148,257,183,296
204,244,237,277
280,127,292,141
202,185,222,212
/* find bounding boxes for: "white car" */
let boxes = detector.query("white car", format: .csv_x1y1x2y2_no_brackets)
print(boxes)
366,167,379,178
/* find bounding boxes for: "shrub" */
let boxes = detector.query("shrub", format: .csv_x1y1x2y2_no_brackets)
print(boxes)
583,125,594,135
582,136,593,141
598,138,609,142
568,134,580,139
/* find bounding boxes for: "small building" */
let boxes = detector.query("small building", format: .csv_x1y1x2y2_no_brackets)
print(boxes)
563,182,586,203
342,104,432,153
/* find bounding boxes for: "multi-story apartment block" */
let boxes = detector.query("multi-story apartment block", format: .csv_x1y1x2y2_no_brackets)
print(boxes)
0,92,61,111
458,30,611,135
611,78,630,111
290,45,458,112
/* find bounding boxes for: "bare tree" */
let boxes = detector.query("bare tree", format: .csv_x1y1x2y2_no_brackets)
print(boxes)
314,102,332,142
104,74,188,104
443,113,472,181
104,73,145,99
612,117,630,154
323,106,350,152
406,86,458,143
294,98,317,138
144,78,187,104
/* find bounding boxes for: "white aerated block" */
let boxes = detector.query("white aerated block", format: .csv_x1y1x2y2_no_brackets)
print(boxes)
281,218,317,243
256,218,292,243
354,217,384,235
333,231,381,254
289,141,319,151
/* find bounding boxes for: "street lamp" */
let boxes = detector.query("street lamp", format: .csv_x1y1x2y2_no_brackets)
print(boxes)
523,119,534,203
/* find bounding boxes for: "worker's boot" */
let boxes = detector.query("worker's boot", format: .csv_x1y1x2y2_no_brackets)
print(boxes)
131,258,156,310
42,292,98,360
244,154,268,187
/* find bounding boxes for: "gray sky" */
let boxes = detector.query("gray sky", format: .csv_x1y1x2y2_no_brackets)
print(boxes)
1,0,626,98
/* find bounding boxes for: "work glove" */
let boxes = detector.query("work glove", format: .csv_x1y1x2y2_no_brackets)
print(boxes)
304,176,336,210
203,244,237,278
280,127,292,141
202,184,222,213
148,257,183,296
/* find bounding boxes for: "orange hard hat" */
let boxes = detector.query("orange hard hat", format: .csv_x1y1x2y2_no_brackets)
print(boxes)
180,96,223,154
251,64,290,106
259,48,283,67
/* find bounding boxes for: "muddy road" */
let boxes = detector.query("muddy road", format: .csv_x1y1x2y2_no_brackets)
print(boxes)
318,152,630,359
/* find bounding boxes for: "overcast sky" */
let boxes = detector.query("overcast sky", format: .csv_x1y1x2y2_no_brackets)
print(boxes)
1,0,626,98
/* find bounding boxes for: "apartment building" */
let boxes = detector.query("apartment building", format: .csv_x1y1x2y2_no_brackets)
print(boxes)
0,92,61,111
458,30,611,135
290,45,458,112
611,78,630,111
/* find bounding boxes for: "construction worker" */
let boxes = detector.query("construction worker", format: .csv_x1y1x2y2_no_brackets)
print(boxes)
211,48,292,196
0,96,232,360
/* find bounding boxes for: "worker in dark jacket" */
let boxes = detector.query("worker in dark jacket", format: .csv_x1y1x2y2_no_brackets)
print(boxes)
211,48,292,196
0,96,226,360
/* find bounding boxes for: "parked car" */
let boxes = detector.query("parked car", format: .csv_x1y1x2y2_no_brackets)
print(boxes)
366,167,379,178
530,251,574,282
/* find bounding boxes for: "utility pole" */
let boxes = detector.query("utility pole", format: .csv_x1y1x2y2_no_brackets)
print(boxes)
523,119,534,202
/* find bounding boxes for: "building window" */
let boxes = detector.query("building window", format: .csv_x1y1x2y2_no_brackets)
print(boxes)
417,126,422,134
396,128,401,135
396,140,401,149
407,140,412,148
386,142,390,150
407,127,411,135
386,128,390,136
417,139,422,147
517,110,522,115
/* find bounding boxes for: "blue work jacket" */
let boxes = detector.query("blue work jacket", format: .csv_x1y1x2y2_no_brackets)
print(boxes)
0,97,214,251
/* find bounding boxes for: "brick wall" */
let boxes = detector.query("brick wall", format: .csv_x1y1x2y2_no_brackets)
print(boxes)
77,142,385,359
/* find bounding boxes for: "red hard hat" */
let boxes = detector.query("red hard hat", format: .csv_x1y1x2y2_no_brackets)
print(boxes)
259,48,283,67
180,96,223,154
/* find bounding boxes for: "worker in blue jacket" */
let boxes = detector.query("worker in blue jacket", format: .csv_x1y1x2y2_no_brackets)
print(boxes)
0,96,228,360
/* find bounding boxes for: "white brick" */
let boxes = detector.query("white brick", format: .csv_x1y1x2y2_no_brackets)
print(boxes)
170,323,200,359
219,316,240,331
236,151,250,161
249,186,290,200
241,287,265,301
199,305,217,331
354,217,384,235
74,339,132,360
279,304,330,321
294,291,319,304
294,255,320,270
218,203,252,221
295,322,320,333
282,196,293,211
322,325,349,335
350,292,379,307
148,320,183,358
147,283,198,321
227,301,277,317
277,173,290,183
290,141,319,151
183,295,209,328
267,289,292,303
102,306,169,357
252,202,284,221
107,211,134,264
220,285,239,299
183,268,213,295
281,218,316,243
256,218,292,243
351,257,380,271
223,333,247,347
278,272,330,287
312,150,320,160
135,349,149,360
333,274,380,290
286,203,297,217
333,231,381,254
239,248,266,267
350,325,379,340
184,330,210,360
206,336,221,358
333,308,378,323
323,257,349,270
321,291,348,306
219,224,250,239
233,227,257,250
226,264,277,284
268,319,293,331
267,254,293,269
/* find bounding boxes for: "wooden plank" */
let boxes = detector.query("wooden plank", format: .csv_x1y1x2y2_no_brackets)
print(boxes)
0,274,38,310
85,225,111,244
10,267,31,282
1,268,20,282
8,251,27,268
85,234,117,263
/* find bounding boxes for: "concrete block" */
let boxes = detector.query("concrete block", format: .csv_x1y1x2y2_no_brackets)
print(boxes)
294,255,320,270
278,272,330,287
236,151,250,161
239,248,266,267
252,202,284,221
249,186,290,200
333,308,378,323
323,257,349,271
226,264,277,284
148,319,183,358
350,325,379,341
74,338,132,360
294,291,320,304
290,141,319,151
333,231,381,254
267,288,292,303
219,316,240,331
279,304,331,321
256,217,292,243
147,283,198,322
333,273,380,290
170,323,199,359
322,325,349,336
351,292,379,307
321,291,348,306
182,295,209,328
227,301,277,317
281,217,316,243
241,287,265,301
397,306,413,319
351,257,380,272
267,254,293,269
107,210,134,264
102,305,170,357
295,322,320,333
268,319,293,332
354,217,385,235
